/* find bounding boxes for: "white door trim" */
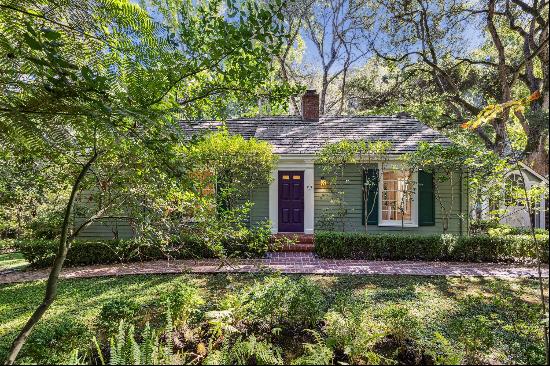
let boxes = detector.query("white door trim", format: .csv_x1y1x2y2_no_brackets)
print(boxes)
269,157,315,234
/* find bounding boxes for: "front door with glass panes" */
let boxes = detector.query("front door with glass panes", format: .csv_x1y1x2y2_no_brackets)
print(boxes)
278,171,304,232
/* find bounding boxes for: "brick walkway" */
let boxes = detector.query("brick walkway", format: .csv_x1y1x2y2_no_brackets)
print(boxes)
0,252,548,284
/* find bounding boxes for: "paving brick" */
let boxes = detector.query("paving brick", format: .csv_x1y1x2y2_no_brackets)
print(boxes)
1,253,547,284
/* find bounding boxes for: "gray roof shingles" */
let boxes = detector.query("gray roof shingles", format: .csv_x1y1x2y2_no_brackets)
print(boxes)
179,116,451,155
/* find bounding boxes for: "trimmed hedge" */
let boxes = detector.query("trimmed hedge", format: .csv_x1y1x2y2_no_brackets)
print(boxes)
314,232,549,263
16,230,271,268
17,239,166,268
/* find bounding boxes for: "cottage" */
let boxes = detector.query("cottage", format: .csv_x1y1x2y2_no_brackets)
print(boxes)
76,90,469,240
181,90,467,236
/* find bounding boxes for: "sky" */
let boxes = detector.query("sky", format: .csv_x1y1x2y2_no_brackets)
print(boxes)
138,0,486,78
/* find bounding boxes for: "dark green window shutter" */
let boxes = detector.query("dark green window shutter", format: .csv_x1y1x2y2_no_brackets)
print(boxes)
418,170,435,226
362,168,379,225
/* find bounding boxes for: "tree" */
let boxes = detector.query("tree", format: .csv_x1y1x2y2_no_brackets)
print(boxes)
0,0,289,363
368,0,549,173
462,95,549,365
346,59,452,129
304,0,373,114
275,0,313,114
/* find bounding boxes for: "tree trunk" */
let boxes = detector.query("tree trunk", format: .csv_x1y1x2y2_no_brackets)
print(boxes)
320,70,329,115
4,152,99,365
525,140,549,176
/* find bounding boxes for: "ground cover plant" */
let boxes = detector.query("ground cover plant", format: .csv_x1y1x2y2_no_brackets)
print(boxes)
0,273,548,365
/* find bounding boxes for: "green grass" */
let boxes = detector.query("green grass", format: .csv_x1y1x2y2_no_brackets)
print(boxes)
0,252,28,272
0,274,548,364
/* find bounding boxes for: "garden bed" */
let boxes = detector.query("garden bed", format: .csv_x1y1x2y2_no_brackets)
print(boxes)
1,274,548,364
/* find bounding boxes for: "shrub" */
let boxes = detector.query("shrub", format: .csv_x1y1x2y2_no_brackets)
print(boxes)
23,317,91,365
15,239,160,268
16,230,272,268
161,282,205,325
291,331,333,365
230,276,326,330
314,231,549,263
471,220,549,237
323,305,384,364
99,299,141,332
426,332,463,365
377,305,420,341
451,314,495,363
222,222,272,258
0,238,15,252
15,239,58,267
27,207,64,240
314,232,446,261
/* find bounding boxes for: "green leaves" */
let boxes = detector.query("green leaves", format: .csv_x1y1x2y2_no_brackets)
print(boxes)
460,92,541,130
42,28,61,41
23,32,42,50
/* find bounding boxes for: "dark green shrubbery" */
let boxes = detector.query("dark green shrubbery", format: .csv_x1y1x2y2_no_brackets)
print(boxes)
222,223,273,258
16,228,272,268
315,231,549,263
15,239,162,268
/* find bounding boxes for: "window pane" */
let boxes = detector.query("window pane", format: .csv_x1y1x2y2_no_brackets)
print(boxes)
381,169,413,222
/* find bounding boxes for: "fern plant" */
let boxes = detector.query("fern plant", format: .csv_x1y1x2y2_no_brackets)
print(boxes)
203,335,283,365
100,315,179,365
291,331,333,365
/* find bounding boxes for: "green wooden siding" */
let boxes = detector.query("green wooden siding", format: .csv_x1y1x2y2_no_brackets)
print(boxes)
73,189,136,240
314,164,468,235
249,185,269,226
75,217,136,240
77,164,469,239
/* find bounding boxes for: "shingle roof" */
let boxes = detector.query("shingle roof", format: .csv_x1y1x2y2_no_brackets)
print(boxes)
179,115,451,155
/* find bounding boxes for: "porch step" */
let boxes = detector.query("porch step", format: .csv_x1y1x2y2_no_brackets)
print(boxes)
271,233,315,252
279,243,315,252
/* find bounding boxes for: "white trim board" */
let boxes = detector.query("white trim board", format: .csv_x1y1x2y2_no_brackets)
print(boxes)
269,158,315,234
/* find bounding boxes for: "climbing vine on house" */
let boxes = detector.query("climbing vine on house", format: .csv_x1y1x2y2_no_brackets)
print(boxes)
316,140,392,231
403,143,469,233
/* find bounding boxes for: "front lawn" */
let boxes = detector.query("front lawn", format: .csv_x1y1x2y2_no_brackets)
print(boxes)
0,274,548,364
0,252,28,272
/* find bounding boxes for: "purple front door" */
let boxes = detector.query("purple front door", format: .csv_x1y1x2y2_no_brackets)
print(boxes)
278,171,304,232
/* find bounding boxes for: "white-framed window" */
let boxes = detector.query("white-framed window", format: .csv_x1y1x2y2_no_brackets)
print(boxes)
504,172,524,206
379,168,418,226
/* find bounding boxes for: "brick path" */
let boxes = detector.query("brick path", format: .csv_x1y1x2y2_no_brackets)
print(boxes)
0,252,548,284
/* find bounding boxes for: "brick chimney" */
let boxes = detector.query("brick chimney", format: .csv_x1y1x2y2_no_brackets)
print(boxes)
301,89,319,121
